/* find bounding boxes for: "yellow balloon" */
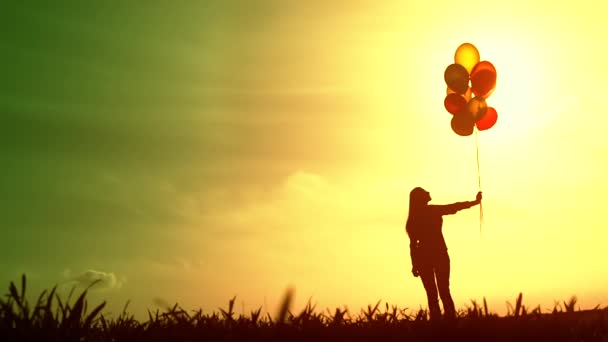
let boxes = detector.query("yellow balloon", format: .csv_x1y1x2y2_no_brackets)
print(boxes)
454,43,480,74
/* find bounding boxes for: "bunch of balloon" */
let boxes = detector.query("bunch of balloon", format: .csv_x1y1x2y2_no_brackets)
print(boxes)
444,43,498,136
443,42,497,236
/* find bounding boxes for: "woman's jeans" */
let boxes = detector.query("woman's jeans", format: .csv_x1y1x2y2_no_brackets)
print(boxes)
418,250,456,320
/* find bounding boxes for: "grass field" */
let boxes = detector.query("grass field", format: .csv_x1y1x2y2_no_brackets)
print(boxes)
1,275,607,341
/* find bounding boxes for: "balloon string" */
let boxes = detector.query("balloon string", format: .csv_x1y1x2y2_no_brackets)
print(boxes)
475,129,484,237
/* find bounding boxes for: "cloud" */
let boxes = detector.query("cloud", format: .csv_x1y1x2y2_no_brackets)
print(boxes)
63,269,125,291
283,171,328,197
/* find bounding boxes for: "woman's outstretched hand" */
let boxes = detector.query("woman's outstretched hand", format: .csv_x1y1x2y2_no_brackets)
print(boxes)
476,191,483,203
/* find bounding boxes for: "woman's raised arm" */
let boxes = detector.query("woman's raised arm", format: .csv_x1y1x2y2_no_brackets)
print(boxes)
432,192,482,216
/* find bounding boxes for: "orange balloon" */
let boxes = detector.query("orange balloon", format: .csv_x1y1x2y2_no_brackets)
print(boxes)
467,97,488,121
471,61,497,98
444,64,469,94
454,43,480,73
451,112,474,136
444,93,467,115
476,107,498,130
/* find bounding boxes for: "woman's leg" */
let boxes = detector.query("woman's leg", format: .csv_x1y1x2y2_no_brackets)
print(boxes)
418,265,441,320
435,252,455,319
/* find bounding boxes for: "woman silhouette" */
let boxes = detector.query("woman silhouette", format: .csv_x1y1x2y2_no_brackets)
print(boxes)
406,187,482,320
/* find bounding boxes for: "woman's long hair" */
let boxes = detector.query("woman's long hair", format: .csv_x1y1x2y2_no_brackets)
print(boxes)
406,187,428,239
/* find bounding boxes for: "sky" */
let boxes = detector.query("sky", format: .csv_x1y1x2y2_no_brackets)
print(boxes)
2,0,608,318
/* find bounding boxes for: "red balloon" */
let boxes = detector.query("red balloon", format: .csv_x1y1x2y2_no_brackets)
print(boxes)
471,61,496,75
476,107,498,130
444,93,467,115
471,61,497,98
444,64,469,94
451,112,474,136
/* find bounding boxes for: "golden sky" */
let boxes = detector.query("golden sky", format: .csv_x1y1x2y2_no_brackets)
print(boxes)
3,0,608,318
196,0,608,314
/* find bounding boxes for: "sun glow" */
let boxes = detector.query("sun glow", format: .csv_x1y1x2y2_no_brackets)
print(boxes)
314,0,608,313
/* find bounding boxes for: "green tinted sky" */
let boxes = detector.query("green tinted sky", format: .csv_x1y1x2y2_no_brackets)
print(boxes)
1,0,385,315
2,0,262,307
